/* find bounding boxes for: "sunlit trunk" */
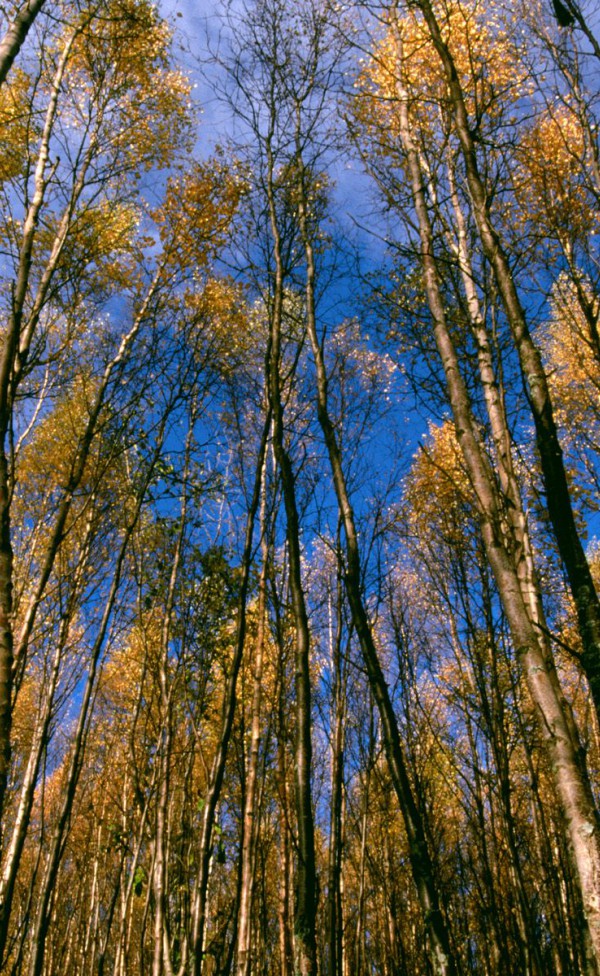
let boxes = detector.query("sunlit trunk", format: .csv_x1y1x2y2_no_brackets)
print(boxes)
236,469,269,976
395,54,600,970
294,131,458,976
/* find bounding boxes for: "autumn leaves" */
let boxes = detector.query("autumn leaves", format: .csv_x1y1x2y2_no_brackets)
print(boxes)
0,1,599,975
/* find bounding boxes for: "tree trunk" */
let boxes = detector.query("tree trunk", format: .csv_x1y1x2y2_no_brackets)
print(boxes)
414,0,600,737
236,467,269,976
0,0,46,88
294,140,458,976
394,57,600,970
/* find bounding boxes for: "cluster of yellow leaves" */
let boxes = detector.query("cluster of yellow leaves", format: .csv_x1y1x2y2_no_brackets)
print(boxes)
49,199,141,292
114,67,192,172
404,419,473,548
156,159,245,271
70,0,172,83
185,277,255,374
0,69,32,182
13,372,136,573
65,0,193,171
237,596,280,718
17,378,97,495
545,275,599,407
77,200,138,256
356,0,527,140
8,675,37,785
98,615,161,728
516,106,599,242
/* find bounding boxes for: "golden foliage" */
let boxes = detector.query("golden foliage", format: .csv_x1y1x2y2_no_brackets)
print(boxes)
516,106,599,241
98,614,162,724
9,674,37,782
545,275,600,408
70,0,172,83
185,277,256,373
404,419,473,547
355,0,527,140
540,275,600,511
155,158,244,270
64,0,193,171
0,69,31,182
41,199,141,292
16,377,99,494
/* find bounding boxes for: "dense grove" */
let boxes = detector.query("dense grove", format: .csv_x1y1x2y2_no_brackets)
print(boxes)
0,1,599,975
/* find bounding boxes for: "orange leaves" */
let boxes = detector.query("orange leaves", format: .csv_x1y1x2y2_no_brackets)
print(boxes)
43,199,142,294
63,0,193,173
0,68,32,182
112,66,192,173
356,0,527,141
516,105,599,243
546,275,598,395
155,159,244,272
16,380,97,494
404,419,473,548
68,0,172,89
185,277,256,372
540,275,600,510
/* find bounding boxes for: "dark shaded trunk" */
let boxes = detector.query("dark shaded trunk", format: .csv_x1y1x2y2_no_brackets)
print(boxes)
414,0,600,742
294,141,458,976
393,46,600,969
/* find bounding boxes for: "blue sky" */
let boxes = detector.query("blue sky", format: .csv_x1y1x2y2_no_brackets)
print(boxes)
163,0,382,232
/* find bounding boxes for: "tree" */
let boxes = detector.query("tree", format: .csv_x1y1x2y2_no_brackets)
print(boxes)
0,0,193,830
354,1,600,966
